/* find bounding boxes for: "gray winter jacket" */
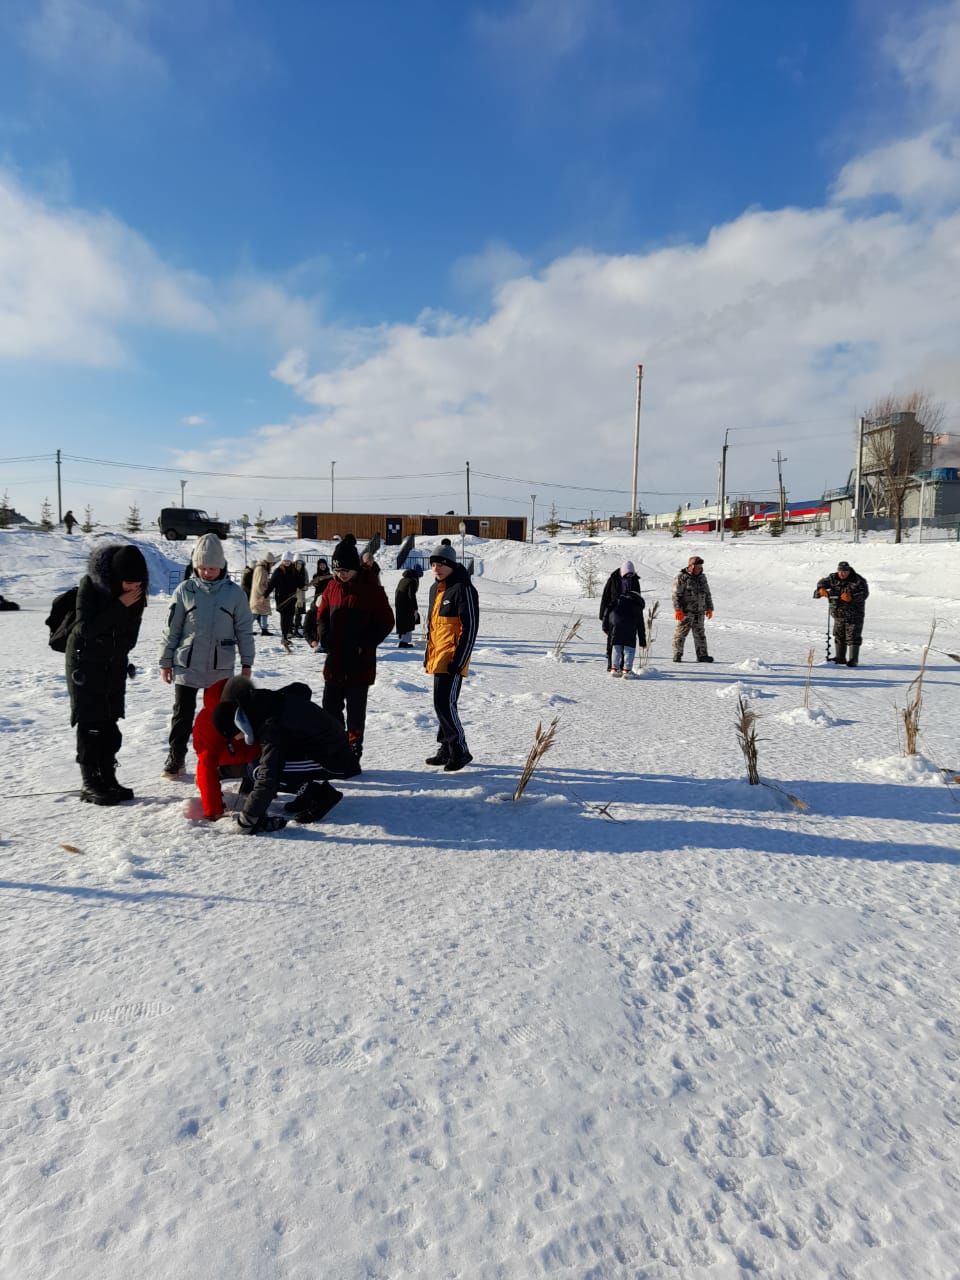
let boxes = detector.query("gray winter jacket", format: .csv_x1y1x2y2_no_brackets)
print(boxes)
158,573,255,688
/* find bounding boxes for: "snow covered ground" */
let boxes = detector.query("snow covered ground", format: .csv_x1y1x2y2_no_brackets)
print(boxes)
1,526,959,1280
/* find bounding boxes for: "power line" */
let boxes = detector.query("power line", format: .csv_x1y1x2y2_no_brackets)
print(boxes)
59,453,461,483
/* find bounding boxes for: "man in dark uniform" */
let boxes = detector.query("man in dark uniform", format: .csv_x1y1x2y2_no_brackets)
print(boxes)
814,560,869,666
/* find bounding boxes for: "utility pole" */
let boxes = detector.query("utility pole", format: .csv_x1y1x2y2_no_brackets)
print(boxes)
853,417,865,544
530,494,536,544
180,479,186,508
466,460,471,515
331,461,336,513
630,364,643,533
718,429,729,542
773,450,787,530
56,449,62,524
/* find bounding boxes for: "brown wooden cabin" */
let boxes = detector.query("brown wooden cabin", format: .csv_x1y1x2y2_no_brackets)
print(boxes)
296,512,527,544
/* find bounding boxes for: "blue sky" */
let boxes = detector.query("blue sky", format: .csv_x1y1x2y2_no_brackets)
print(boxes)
1,0,959,523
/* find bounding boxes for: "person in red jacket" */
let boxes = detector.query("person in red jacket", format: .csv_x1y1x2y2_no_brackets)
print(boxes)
191,679,261,819
315,537,395,765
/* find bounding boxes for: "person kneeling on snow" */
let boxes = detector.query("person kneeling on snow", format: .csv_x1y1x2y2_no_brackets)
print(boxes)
191,679,262,820
211,675,359,834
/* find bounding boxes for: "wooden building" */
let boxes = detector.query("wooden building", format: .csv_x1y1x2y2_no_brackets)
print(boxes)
296,512,527,544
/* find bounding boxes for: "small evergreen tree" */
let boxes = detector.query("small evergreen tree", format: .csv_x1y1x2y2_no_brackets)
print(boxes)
544,502,560,538
82,505,94,533
39,497,54,531
670,506,684,538
0,490,10,529
255,508,267,535
586,511,598,537
126,504,142,533
768,512,783,537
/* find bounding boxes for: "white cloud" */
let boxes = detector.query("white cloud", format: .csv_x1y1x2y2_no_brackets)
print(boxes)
20,0,167,83
832,126,960,206
450,241,533,297
885,0,960,113
0,168,214,364
472,0,598,62
181,414,206,426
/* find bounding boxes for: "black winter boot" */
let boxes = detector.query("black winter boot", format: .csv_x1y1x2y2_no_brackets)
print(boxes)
846,645,860,667
443,750,473,772
162,751,185,779
292,781,343,823
425,749,449,766
79,764,122,806
832,643,847,664
100,758,134,802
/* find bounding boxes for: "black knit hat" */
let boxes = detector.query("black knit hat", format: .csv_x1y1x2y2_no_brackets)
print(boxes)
332,538,360,571
111,545,148,591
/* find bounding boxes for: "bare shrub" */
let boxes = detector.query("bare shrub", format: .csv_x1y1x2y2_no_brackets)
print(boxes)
637,600,659,671
513,716,560,801
574,557,601,598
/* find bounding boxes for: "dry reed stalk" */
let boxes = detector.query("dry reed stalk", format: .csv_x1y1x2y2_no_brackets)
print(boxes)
900,621,937,756
513,715,560,801
735,695,761,785
803,647,815,710
637,600,659,670
552,617,583,658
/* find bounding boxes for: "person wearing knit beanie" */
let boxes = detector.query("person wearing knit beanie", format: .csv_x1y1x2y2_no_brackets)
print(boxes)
110,544,148,592
331,538,361,572
192,533,227,572
158,527,255,779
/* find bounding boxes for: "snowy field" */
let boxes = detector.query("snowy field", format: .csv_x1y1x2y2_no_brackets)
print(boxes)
1,526,959,1280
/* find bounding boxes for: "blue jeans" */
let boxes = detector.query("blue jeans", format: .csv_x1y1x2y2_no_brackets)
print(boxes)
611,644,635,672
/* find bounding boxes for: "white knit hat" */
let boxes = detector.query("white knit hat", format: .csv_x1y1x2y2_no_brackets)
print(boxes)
282,550,295,562
192,533,227,570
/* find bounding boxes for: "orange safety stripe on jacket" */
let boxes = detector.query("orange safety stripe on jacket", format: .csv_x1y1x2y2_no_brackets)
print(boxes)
424,581,470,676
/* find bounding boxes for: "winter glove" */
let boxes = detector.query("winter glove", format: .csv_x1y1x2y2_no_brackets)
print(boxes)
706,610,713,620
236,813,288,835
818,587,830,598
674,610,685,622
840,591,852,602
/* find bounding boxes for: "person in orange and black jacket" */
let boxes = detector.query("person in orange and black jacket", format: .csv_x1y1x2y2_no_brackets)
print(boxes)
191,679,261,820
315,537,395,765
423,544,479,772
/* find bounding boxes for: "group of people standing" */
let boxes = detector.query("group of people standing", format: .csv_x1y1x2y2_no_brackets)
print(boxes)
63,533,480,831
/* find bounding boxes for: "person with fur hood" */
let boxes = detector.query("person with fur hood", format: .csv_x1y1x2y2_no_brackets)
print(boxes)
671,555,715,662
394,566,422,648
211,675,358,833
66,542,148,805
158,533,255,779
315,537,395,764
423,544,479,771
599,561,645,674
191,678,261,820
249,552,277,635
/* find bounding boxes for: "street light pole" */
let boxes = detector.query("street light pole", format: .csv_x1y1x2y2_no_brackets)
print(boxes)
180,479,186,508
853,417,865,544
630,364,643,533
718,429,729,541
331,461,336,513
530,495,536,544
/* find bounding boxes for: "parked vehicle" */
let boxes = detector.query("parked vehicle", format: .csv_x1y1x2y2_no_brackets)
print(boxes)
158,508,230,541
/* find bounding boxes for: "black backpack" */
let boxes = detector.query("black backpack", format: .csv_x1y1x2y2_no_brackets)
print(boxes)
46,585,79,653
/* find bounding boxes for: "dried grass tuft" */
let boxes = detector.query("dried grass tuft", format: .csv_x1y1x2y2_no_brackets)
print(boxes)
513,716,560,801
735,695,761,785
552,617,582,659
898,621,936,756
802,647,815,710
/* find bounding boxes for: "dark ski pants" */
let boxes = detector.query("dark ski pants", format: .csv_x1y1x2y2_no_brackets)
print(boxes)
76,720,122,770
278,602,296,640
322,683,369,753
433,672,468,757
168,683,199,762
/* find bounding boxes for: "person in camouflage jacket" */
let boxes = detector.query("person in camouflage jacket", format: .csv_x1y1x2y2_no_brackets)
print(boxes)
814,559,869,666
671,555,715,662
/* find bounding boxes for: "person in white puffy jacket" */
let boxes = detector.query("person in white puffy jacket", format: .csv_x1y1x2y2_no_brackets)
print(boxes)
158,533,255,778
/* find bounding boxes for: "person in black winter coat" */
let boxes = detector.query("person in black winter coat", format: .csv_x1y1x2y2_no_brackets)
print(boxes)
602,583,646,677
240,564,254,599
599,561,645,672
66,543,148,805
394,567,422,648
212,676,359,833
814,560,870,666
266,553,302,643
0,594,20,611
